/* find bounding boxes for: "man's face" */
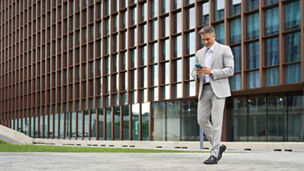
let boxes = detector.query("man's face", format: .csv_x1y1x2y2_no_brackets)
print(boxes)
201,33,216,49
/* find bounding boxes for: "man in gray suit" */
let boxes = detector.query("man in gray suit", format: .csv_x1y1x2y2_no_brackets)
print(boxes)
192,25,234,164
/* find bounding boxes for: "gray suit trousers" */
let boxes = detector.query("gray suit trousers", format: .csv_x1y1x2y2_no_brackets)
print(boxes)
197,84,225,157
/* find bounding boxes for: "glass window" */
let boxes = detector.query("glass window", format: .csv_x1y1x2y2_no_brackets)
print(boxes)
121,11,127,29
230,18,241,43
151,43,158,63
186,56,195,80
186,7,195,30
151,19,158,41
112,34,118,53
173,36,182,58
98,109,104,140
130,28,137,47
105,0,110,16
49,114,53,137
173,83,183,98
248,96,267,141
246,0,258,11
151,64,158,86
162,39,170,61
91,110,96,139
161,16,170,37
161,0,170,14
152,102,165,140
121,52,127,70
142,103,150,140
200,2,209,25
140,24,147,44
113,54,118,72
173,59,183,82
113,15,118,32
71,112,76,138
264,7,279,36
104,36,110,55
287,95,304,141
173,0,182,9
214,0,225,21
265,0,278,6
173,12,182,34
167,101,181,140
121,31,127,50
140,46,147,66
114,106,120,140
230,73,241,90
230,0,241,16
77,111,82,139
132,104,140,140
162,62,170,84
186,32,196,55
246,13,259,40
246,41,259,69
215,23,225,44
140,3,147,22
84,110,89,139
231,97,247,141
246,71,259,88
122,105,129,140
185,81,196,96
265,67,279,86
284,32,301,63
130,49,137,68
151,0,158,18
131,7,137,25
284,0,300,31
231,46,241,72
285,64,301,84
54,114,58,138
106,107,112,140
121,72,128,91
130,70,138,90
265,37,279,66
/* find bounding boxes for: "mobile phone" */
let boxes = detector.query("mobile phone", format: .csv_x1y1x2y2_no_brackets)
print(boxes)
195,64,202,69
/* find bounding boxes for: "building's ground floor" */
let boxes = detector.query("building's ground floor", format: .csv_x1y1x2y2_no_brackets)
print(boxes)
6,90,304,142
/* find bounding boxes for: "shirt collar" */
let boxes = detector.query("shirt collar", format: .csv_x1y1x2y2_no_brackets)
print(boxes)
207,42,217,53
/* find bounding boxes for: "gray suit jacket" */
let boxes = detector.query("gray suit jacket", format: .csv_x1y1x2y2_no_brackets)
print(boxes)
191,42,234,99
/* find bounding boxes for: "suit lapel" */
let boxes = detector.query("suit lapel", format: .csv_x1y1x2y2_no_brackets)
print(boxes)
210,43,218,68
200,48,207,65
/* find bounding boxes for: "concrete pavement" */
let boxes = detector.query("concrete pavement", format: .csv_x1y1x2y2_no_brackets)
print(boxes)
0,151,303,171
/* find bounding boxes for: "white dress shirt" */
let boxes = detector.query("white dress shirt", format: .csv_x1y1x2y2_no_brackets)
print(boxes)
204,42,216,83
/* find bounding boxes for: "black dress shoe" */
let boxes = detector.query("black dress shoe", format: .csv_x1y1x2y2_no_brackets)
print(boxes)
204,155,218,165
217,144,227,161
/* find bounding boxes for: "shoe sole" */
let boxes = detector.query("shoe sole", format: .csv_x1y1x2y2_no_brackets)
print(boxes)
217,145,226,161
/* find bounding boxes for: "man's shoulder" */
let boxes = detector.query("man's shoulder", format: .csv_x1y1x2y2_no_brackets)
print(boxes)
216,43,230,50
196,47,206,55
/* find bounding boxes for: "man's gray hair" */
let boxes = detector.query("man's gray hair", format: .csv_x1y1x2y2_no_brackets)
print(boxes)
199,25,215,35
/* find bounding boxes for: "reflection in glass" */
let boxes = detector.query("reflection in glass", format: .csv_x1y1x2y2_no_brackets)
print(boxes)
287,95,304,141
174,36,182,58
71,112,76,138
162,0,170,14
54,114,58,138
230,18,241,43
186,7,195,30
200,2,209,25
161,16,170,37
246,0,258,11
246,71,259,89
265,67,279,86
248,97,267,141
132,104,140,140
60,113,64,139
152,102,165,140
151,0,158,18
284,32,301,63
268,96,286,141
231,46,241,72
162,39,170,61
173,12,182,33
214,0,225,21
265,0,278,6
215,23,224,44
106,108,112,140
264,7,279,36
49,114,53,138
185,81,196,96
230,73,241,90
98,109,104,140
91,110,96,139
186,32,195,55
151,64,158,86
246,41,259,69
231,97,247,141
77,111,82,139
114,106,120,140
122,105,129,140
84,110,89,139
265,37,279,66
284,0,300,31
285,64,301,84
151,43,158,63
230,0,241,16
151,19,158,41
142,103,150,140
247,13,259,40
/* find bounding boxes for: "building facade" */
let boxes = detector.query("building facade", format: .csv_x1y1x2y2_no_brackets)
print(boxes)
0,0,303,142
